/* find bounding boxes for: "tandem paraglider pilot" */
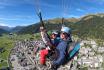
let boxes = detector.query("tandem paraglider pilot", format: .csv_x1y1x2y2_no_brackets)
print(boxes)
39,26,72,69
51,26,72,69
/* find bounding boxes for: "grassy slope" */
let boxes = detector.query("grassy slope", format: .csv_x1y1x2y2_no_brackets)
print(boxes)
0,34,35,68
0,35,14,68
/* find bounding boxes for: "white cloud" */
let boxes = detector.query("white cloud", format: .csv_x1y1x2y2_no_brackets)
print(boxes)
63,14,79,18
94,0,104,2
24,0,35,4
0,22,20,27
68,15,79,18
24,0,57,8
0,0,32,8
14,15,34,19
94,0,104,5
0,0,14,6
0,15,35,21
0,0,57,10
0,15,37,27
0,0,36,6
21,23,34,26
76,8,85,12
0,23,9,26
0,17,18,21
41,2,57,8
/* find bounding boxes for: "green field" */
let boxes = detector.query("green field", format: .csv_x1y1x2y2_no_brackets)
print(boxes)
0,32,103,69
0,34,38,69
0,34,13,68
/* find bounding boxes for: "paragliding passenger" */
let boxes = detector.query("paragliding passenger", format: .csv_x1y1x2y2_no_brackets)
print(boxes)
39,27,60,65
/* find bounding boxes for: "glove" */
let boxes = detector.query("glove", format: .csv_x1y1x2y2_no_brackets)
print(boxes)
46,46,51,50
40,26,45,31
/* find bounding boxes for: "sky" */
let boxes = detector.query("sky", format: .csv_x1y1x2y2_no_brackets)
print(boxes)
0,0,104,27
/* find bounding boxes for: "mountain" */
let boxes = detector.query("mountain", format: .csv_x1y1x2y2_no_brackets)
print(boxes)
17,22,66,34
17,23,41,34
48,18,79,24
0,25,25,33
17,18,77,34
0,28,9,35
11,26,25,33
73,14,104,39
17,13,104,40
0,26,11,31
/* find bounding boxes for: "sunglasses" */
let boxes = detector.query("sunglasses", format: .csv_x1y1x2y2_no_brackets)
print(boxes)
52,33,57,36
61,32,67,35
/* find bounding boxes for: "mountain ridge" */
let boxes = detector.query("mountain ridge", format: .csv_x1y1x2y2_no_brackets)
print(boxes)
17,13,104,40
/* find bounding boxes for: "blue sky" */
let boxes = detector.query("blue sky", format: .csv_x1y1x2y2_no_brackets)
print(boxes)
0,0,104,27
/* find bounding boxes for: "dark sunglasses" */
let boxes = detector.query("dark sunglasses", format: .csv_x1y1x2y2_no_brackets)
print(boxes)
52,33,57,36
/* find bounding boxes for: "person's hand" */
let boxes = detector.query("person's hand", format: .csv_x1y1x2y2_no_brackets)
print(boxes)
46,46,51,50
40,26,46,32
40,26,44,30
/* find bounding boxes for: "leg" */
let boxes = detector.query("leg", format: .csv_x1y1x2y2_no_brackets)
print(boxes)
40,49,48,65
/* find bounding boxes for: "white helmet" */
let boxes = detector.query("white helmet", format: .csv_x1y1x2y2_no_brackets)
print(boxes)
61,27,71,34
52,31,58,35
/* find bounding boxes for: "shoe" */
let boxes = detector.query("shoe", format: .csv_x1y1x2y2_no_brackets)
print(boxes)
50,64,57,70
39,64,46,68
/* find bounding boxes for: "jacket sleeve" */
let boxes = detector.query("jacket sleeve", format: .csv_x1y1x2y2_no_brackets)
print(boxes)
40,31,53,48
41,31,49,44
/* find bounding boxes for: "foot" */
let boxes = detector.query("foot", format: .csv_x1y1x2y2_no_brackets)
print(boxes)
50,64,58,70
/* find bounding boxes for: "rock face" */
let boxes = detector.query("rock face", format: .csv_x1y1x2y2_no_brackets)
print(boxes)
9,39,104,70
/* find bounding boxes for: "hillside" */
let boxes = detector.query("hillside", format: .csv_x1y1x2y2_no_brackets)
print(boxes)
0,28,9,35
73,14,104,39
17,19,74,34
17,23,40,34
17,13,104,40
11,26,25,33
0,26,11,31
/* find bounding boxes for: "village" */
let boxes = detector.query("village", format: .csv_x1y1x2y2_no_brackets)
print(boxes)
77,40,104,70
8,37,104,70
